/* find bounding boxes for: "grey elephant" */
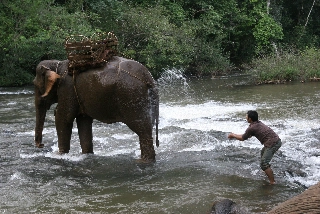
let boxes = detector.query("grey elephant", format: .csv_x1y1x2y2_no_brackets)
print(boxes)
267,181,320,213
33,56,159,161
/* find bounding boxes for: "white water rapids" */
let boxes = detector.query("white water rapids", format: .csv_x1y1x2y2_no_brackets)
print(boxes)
0,70,319,213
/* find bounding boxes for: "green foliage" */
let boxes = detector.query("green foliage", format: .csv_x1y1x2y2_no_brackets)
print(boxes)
280,0,320,49
249,48,320,83
185,7,230,76
0,0,97,86
253,13,283,53
0,0,319,86
84,0,125,30
116,6,193,77
161,1,186,27
117,4,230,77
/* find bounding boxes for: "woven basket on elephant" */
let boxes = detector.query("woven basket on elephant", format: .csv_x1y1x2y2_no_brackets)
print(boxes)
65,32,118,73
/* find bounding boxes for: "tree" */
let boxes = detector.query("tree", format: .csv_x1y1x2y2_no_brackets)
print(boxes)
0,0,96,86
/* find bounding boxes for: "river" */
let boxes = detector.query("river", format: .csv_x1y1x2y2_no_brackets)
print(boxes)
0,71,319,213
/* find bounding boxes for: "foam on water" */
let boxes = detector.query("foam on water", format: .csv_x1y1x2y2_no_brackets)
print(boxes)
6,102,17,105
2,77,320,213
111,133,136,140
159,101,256,136
10,172,26,181
160,101,256,121
8,79,319,188
158,98,320,187
180,142,219,152
20,151,86,162
0,89,33,95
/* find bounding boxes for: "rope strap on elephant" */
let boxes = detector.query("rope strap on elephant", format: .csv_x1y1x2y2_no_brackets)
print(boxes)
116,59,153,88
118,67,153,88
72,70,86,115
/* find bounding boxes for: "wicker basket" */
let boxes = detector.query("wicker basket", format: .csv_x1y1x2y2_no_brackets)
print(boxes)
65,32,118,72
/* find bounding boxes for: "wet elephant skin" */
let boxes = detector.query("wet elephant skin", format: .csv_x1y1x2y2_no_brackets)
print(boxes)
33,56,159,161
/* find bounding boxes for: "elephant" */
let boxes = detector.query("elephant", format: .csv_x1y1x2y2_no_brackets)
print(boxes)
267,181,320,213
33,56,159,161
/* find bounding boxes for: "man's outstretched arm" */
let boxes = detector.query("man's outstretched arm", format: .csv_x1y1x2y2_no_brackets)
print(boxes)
228,133,244,141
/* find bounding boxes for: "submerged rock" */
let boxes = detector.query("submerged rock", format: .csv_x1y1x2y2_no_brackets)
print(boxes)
209,198,246,214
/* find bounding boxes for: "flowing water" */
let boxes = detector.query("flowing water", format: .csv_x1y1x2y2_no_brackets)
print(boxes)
0,71,320,213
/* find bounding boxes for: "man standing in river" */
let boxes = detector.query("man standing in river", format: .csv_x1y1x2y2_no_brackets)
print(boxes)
228,110,282,185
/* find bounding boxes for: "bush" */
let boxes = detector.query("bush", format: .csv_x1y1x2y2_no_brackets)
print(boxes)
249,48,320,83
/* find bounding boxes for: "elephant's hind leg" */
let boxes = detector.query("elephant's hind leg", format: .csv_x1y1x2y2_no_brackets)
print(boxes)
126,119,156,162
139,137,156,162
76,115,94,154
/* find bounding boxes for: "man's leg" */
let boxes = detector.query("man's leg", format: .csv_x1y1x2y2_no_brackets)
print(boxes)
260,140,282,184
264,167,275,184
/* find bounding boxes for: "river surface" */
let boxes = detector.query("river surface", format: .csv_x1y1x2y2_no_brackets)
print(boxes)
0,71,319,213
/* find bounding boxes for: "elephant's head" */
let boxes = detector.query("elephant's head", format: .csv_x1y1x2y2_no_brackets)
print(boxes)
33,61,61,148
34,65,61,97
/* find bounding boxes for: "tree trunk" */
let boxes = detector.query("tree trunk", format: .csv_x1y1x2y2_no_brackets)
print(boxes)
305,0,316,27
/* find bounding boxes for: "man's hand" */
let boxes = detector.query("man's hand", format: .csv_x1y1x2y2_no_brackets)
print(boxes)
228,133,235,139
228,133,244,141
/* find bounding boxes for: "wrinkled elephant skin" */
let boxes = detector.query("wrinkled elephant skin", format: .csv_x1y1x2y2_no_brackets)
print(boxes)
267,181,320,214
33,57,159,161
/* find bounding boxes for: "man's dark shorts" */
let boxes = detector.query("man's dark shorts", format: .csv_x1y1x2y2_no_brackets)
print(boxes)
260,139,282,171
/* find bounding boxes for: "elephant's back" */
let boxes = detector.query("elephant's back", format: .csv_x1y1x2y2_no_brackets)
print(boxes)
93,56,156,89
37,60,64,71
115,57,156,88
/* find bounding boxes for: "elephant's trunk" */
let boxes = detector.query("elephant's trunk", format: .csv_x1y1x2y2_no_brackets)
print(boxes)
34,88,47,148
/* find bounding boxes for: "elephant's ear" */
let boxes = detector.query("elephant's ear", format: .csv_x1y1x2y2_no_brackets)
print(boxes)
41,66,61,98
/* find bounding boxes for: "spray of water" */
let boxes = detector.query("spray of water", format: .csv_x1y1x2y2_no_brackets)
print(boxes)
157,68,194,103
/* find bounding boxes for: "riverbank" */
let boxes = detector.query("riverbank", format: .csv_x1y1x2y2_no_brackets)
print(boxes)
1,48,320,87
247,48,320,84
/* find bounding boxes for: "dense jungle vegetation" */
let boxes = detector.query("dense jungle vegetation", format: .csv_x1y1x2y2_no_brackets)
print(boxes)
0,0,320,86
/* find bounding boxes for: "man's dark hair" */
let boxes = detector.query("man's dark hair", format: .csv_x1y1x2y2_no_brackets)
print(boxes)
247,110,258,121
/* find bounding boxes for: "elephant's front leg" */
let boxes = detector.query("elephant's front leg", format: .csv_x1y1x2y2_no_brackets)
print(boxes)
76,115,93,154
55,109,74,153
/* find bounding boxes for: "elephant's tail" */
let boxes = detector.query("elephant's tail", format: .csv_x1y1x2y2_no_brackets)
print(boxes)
155,94,159,147
150,86,159,147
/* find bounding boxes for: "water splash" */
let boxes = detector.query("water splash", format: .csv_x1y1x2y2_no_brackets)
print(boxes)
157,68,187,85
157,69,194,103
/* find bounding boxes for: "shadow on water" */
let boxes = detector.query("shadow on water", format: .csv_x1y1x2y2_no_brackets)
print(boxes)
1,72,320,213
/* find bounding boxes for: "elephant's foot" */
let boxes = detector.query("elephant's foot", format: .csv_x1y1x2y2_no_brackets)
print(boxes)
36,143,44,148
58,149,69,154
135,158,155,164
80,145,93,154
140,139,156,162
81,151,94,154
